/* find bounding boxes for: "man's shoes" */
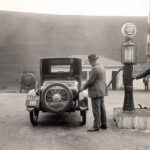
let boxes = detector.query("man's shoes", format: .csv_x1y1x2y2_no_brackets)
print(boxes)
87,127,99,132
100,125,107,129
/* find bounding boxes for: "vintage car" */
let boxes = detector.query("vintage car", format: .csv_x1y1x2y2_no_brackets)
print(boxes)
20,70,36,93
26,58,88,126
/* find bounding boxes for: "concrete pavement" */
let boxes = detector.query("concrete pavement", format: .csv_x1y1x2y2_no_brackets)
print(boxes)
0,90,150,150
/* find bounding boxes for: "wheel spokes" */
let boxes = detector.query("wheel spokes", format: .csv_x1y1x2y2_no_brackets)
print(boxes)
45,85,69,109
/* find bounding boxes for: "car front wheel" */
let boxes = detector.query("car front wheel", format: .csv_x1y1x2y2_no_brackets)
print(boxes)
29,109,39,126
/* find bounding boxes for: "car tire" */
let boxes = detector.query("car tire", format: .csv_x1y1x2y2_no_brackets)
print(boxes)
81,110,86,125
29,109,39,126
41,83,73,113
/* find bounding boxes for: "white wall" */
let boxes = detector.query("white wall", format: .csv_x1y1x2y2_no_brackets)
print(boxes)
133,79,145,90
106,67,123,90
82,66,123,90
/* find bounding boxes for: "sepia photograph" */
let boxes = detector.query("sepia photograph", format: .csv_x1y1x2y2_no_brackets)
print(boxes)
0,0,150,150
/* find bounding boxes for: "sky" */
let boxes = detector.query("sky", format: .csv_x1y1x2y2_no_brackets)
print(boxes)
0,0,149,16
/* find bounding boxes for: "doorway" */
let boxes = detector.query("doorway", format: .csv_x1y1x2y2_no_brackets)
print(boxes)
112,71,118,90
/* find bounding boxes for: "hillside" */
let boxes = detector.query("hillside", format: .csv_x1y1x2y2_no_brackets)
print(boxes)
0,11,148,90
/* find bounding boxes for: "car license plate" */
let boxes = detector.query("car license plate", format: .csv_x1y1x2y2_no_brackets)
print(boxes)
29,100,36,106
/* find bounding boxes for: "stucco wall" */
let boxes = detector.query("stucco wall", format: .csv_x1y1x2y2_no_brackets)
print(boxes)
106,67,123,90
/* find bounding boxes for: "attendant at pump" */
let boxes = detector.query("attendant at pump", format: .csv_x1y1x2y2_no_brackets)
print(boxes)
143,77,149,91
79,54,107,132
134,69,150,89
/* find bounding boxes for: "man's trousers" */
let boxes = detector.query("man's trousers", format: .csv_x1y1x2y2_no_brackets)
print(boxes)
91,97,107,129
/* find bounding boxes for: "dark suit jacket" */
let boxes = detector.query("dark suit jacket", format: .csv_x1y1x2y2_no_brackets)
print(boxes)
83,63,106,98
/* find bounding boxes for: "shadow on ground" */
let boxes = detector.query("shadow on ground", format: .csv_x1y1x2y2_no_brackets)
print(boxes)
34,112,84,128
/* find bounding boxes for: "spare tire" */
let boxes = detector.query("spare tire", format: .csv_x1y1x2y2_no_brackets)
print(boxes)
41,83,73,113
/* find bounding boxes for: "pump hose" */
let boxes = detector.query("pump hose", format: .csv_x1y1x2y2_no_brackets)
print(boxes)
107,67,124,89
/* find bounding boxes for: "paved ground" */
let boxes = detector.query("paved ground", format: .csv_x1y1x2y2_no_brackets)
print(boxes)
0,90,150,150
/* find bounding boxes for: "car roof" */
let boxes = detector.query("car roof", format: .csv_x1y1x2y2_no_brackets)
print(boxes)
40,57,81,61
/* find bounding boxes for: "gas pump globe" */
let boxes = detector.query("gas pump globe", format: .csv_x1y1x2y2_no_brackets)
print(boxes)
121,23,137,111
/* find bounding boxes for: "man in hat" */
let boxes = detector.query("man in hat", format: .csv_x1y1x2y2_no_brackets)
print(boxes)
133,69,150,91
80,54,107,132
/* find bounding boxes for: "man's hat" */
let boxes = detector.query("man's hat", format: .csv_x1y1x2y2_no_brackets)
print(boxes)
88,54,99,61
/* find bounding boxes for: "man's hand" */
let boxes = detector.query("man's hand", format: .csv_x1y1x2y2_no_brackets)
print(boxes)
78,84,85,93
78,87,84,93
78,89,83,93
